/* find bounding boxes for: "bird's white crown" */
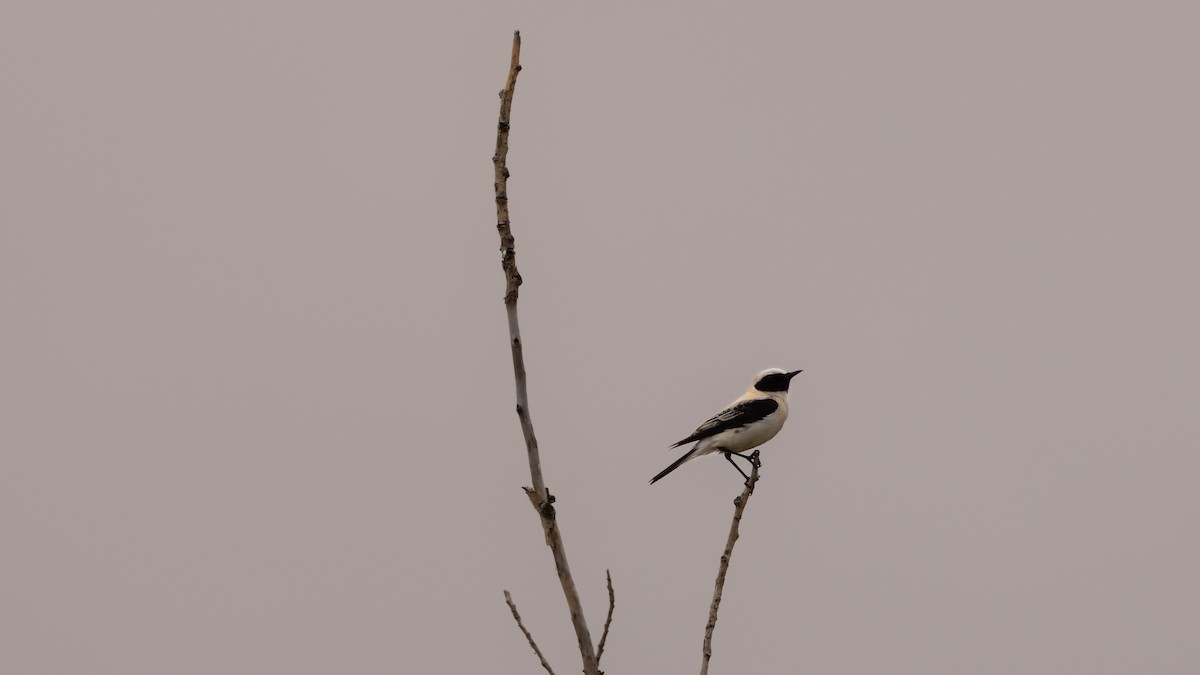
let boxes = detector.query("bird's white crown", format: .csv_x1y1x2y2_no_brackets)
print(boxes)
751,367,802,393
754,367,789,382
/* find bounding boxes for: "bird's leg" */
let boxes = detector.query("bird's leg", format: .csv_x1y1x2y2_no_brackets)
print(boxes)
725,449,763,487
725,450,763,469
723,451,752,484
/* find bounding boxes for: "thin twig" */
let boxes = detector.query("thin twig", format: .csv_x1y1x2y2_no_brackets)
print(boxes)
597,570,615,664
700,450,763,675
492,31,602,675
504,590,556,675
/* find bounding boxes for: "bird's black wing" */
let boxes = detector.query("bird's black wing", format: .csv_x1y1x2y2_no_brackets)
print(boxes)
671,398,779,447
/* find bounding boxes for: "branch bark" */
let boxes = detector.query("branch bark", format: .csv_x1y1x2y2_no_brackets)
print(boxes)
700,450,763,675
492,30,602,675
504,590,557,675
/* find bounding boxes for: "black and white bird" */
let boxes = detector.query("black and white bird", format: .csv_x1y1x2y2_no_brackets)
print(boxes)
651,368,802,485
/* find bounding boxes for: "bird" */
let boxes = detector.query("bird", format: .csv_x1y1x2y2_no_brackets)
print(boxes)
651,368,802,485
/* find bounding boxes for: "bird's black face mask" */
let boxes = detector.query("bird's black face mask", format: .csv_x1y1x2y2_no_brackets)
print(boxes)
753,370,802,393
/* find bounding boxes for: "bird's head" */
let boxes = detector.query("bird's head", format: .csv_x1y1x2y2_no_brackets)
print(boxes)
753,367,803,393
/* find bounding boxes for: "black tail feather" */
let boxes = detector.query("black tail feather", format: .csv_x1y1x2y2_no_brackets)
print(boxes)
650,446,697,484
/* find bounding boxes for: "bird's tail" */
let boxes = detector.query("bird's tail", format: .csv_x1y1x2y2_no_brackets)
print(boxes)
650,445,697,484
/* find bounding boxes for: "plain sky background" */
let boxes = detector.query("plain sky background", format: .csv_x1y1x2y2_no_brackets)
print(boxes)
3,2,1198,673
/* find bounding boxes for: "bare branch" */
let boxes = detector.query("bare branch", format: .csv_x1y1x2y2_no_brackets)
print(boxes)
504,590,556,675
494,32,524,306
492,31,602,675
597,570,615,664
700,450,763,675
493,30,545,499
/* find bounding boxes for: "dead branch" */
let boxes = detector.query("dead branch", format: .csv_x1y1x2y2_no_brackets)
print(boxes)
492,30,602,675
504,590,557,675
597,570,615,664
700,450,763,675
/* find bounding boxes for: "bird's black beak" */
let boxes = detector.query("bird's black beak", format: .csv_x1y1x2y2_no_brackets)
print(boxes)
786,370,803,379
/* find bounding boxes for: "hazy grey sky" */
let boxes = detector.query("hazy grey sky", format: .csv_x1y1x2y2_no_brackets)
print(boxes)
3,2,1198,673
